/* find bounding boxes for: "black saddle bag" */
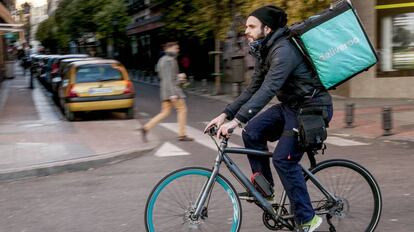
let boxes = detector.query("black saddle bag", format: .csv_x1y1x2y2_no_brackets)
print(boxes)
297,107,328,151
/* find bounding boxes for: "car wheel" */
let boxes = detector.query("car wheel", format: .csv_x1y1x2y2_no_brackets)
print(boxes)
126,107,134,119
65,107,75,121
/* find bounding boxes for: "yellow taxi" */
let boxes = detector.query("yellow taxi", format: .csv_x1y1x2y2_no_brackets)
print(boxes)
58,59,135,121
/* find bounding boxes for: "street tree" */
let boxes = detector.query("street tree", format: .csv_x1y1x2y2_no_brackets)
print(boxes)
36,0,130,55
159,0,332,94
35,16,59,53
160,0,245,94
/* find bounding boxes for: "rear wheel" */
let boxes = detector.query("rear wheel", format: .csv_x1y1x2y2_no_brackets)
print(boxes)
306,159,382,232
64,106,75,121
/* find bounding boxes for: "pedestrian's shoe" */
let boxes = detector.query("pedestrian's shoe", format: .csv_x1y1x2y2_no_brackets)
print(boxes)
300,215,322,232
139,128,148,143
178,136,194,142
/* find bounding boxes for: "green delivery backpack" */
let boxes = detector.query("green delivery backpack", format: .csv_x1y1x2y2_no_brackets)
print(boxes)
289,0,378,90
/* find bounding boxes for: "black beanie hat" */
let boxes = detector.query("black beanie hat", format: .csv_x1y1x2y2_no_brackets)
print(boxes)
249,5,287,30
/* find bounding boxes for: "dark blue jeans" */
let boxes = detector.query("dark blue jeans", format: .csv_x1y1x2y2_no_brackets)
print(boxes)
242,104,333,224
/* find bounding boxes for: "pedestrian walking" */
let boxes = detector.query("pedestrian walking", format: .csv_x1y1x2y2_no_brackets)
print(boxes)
140,42,194,142
204,5,333,232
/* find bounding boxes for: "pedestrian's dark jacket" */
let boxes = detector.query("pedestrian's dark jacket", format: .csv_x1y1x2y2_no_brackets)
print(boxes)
223,27,332,123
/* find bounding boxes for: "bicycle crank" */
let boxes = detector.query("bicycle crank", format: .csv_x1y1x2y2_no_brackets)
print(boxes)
262,204,292,230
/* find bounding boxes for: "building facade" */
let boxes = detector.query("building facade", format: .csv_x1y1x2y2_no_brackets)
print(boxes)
125,0,165,71
46,0,59,16
125,0,414,98
0,0,18,80
125,0,214,78
30,3,47,44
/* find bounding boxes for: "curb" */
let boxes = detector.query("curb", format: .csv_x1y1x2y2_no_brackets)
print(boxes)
0,142,159,182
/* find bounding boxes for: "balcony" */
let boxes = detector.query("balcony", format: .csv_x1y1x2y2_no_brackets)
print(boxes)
127,0,147,14
126,14,163,35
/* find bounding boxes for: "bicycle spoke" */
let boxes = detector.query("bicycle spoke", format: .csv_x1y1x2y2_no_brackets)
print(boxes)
306,160,381,232
146,168,241,232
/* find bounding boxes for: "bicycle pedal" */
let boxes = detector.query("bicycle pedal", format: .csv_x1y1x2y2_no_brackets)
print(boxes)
238,195,256,202
238,192,255,202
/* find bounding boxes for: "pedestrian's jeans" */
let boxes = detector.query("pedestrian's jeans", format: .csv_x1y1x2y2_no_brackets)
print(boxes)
242,103,333,224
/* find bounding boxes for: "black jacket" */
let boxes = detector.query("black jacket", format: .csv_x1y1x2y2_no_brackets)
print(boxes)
223,27,332,123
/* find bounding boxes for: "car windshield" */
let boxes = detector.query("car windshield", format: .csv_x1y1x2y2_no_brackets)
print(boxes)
76,64,122,83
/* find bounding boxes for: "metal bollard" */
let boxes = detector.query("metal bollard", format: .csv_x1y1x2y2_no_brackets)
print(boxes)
232,83,241,98
382,107,393,136
345,103,355,128
201,79,208,93
188,76,194,90
29,73,34,89
134,70,138,82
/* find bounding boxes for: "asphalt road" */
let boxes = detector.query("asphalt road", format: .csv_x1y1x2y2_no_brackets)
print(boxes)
0,83,413,232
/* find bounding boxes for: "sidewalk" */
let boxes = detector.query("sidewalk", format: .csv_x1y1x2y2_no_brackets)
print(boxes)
132,72,414,143
0,64,158,181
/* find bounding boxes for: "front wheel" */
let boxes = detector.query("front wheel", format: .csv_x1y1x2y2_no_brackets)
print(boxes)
306,159,382,232
145,167,242,232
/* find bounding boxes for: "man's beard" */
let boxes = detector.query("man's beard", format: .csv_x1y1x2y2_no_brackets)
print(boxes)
252,30,266,42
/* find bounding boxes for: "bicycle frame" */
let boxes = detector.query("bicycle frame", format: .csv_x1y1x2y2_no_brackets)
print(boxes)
192,138,339,229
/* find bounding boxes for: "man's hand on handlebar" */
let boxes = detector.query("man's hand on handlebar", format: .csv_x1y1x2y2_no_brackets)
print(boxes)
216,120,238,139
204,113,227,134
205,113,242,139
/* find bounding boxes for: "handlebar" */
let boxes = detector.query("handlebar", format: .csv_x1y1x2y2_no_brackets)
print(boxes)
205,126,234,137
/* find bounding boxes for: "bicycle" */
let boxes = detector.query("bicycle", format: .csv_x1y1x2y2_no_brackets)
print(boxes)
145,127,382,232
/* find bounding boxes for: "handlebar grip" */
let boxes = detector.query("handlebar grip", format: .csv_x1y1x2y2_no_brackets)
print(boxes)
208,126,218,136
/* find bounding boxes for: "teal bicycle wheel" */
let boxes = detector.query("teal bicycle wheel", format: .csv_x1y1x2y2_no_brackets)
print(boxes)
145,167,242,232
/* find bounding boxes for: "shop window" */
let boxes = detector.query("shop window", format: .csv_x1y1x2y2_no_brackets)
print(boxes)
377,2,414,77
380,13,414,72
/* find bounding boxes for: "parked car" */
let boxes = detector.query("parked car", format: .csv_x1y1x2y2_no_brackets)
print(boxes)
58,59,135,121
46,54,89,91
51,56,98,95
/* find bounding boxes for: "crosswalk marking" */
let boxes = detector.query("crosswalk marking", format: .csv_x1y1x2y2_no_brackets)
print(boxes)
160,123,239,150
326,136,369,146
231,125,369,147
154,142,190,157
159,123,370,155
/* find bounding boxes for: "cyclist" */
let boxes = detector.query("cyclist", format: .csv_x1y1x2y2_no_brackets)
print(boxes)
205,5,333,232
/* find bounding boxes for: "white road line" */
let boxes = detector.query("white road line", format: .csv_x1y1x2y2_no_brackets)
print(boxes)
154,142,190,157
200,122,278,149
160,123,239,150
326,136,370,146
234,126,369,147
162,123,369,152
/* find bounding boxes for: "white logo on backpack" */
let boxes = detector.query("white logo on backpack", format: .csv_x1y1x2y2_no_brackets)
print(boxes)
319,37,360,61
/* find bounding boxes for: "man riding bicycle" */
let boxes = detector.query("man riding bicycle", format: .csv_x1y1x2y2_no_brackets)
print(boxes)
205,5,333,232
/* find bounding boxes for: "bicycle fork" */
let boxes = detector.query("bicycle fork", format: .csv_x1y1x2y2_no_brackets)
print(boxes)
191,150,223,219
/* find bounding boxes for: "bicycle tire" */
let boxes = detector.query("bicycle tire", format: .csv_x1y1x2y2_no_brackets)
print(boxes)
145,167,242,232
305,159,382,232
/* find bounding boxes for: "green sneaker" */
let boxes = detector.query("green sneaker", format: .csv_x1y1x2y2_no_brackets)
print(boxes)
300,215,322,232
